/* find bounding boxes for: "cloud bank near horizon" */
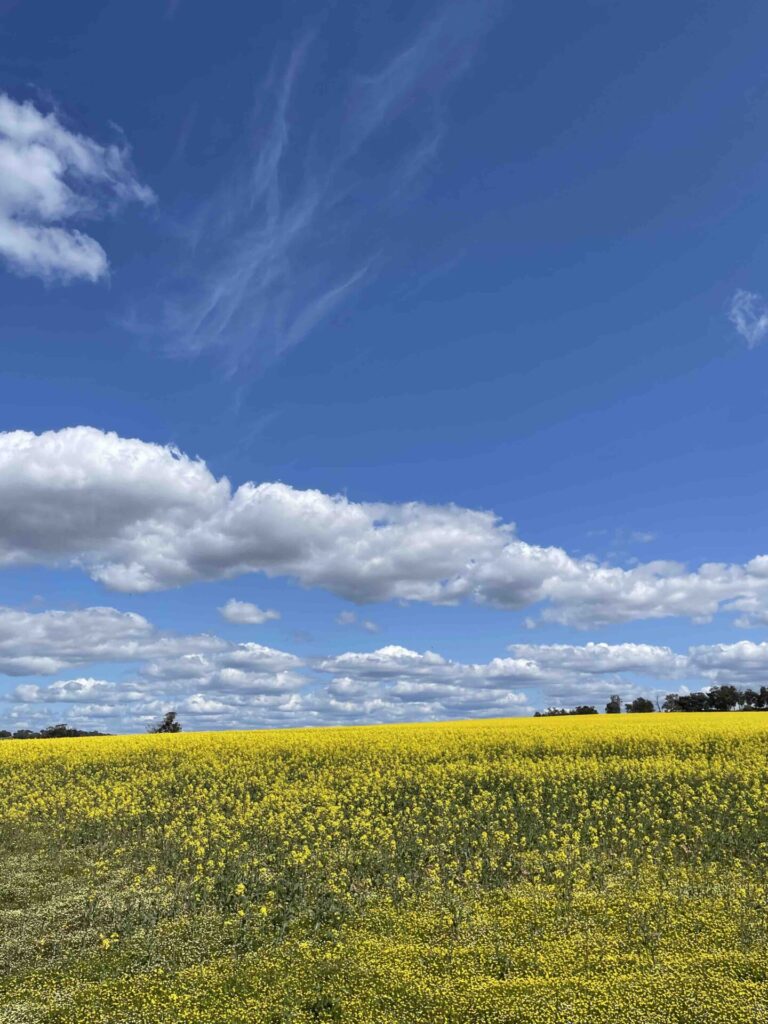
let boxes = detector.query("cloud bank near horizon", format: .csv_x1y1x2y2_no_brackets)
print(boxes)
4,603,768,731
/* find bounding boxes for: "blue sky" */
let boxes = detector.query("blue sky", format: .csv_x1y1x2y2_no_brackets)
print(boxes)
2,0,768,730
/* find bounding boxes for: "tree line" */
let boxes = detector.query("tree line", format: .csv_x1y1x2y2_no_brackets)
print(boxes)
0,724,108,739
535,685,768,717
0,710,183,740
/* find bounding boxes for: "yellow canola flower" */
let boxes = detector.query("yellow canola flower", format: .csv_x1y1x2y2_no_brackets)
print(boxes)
2,712,768,1022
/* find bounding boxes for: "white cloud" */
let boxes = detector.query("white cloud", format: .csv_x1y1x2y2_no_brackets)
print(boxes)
506,641,687,677
4,616,310,730
315,642,682,703
9,629,768,732
218,642,303,673
687,641,768,684
729,289,768,348
536,557,768,628
318,645,453,679
219,599,280,625
0,604,224,676
335,610,380,633
13,677,137,704
309,640,717,718
138,643,306,702
4,427,768,629
142,642,303,682
0,93,153,282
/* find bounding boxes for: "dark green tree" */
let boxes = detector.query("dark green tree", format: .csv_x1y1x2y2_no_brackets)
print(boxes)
677,692,710,712
534,705,597,717
626,697,655,713
742,688,768,710
705,685,740,712
149,711,182,734
605,695,622,714
40,724,75,738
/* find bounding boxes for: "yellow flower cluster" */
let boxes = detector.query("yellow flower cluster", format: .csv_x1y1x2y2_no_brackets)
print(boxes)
2,713,768,1022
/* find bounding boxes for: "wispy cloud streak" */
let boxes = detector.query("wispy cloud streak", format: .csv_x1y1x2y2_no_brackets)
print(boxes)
729,289,768,348
161,3,497,367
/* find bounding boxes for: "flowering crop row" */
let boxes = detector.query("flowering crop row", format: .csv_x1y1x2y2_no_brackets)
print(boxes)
2,713,767,1022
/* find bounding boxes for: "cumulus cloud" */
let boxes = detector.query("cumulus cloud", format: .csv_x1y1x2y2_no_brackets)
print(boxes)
0,604,224,676
729,289,768,348
141,641,305,693
13,677,138,704
506,642,688,678
219,599,280,625
319,645,455,679
0,94,153,282
311,639,768,717
3,427,768,629
309,642,655,722
316,642,683,701
2,607,309,730
687,641,768,684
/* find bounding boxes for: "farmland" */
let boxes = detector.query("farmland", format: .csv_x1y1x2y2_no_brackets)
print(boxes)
2,714,768,1023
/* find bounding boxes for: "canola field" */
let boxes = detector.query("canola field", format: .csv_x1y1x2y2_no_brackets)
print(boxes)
2,714,768,1024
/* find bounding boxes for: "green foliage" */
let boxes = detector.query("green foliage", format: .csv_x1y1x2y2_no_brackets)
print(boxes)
663,685,768,712
148,711,182,734
533,705,597,717
0,724,107,740
626,697,655,714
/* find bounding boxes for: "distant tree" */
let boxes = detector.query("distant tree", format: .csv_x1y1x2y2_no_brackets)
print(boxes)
626,697,655,714
678,692,710,712
0,724,105,740
742,688,768,710
534,705,597,717
37,723,106,739
39,724,74,739
605,695,622,714
663,686,768,712
705,685,740,712
149,711,182,734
